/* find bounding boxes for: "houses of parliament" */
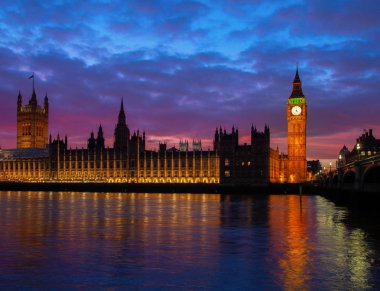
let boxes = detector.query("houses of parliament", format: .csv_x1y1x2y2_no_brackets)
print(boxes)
0,69,308,184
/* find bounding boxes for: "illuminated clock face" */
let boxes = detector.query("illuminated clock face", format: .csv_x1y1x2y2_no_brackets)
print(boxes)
291,106,302,115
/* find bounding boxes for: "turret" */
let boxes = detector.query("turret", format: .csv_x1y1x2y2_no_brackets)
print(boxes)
44,93,49,113
213,128,219,151
16,75,49,149
159,142,167,153
88,131,96,151
214,128,219,141
96,124,105,150
17,91,22,111
114,98,130,151
29,88,37,108
264,124,270,141
289,65,304,99
118,98,126,125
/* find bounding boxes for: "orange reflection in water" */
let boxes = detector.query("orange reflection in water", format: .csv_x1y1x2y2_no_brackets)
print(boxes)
0,191,223,275
269,195,311,290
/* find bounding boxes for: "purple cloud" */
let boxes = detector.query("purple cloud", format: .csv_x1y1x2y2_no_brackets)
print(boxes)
0,0,379,161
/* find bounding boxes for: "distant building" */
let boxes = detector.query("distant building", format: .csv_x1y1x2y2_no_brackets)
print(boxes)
307,160,322,176
337,129,380,167
0,69,309,184
179,140,189,152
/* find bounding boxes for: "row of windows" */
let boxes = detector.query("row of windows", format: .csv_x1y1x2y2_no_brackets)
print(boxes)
55,170,216,178
1,163,48,171
1,162,218,172
21,125,31,136
58,159,216,167
21,125,45,137
54,161,217,170
36,127,44,137
224,158,252,167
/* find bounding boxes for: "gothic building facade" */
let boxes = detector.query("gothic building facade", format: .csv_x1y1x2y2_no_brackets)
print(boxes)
0,69,308,184
286,68,307,182
17,86,49,149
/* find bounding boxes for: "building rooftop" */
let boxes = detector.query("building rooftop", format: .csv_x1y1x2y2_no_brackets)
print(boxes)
0,148,49,160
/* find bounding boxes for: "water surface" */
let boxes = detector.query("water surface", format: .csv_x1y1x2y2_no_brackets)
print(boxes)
0,191,379,289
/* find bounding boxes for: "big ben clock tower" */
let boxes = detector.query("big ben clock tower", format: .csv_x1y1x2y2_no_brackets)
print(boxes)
287,67,307,183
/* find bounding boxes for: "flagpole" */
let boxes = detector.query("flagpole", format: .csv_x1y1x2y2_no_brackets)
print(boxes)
28,72,35,92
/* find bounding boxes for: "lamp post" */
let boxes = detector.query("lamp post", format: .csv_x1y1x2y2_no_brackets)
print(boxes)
329,161,332,174
356,143,361,161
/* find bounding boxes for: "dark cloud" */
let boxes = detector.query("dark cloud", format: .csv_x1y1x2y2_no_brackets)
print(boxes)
0,0,379,160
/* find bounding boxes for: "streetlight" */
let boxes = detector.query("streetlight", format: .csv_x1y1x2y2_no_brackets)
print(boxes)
356,143,361,161
329,161,332,174
338,154,342,169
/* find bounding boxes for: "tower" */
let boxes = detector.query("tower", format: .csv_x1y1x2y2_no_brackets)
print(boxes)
114,98,130,151
96,125,105,151
287,66,307,183
251,125,270,184
17,85,49,149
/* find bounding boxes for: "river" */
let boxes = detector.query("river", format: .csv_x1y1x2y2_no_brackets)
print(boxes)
0,191,379,289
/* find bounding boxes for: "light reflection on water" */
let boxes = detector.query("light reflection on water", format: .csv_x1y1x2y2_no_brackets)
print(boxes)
0,191,379,289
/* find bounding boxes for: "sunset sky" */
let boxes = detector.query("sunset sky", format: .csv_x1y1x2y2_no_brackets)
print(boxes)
0,0,379,161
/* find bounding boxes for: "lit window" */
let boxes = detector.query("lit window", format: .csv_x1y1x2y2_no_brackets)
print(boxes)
248,161,251,166
224,170,230,177
225,158,229,166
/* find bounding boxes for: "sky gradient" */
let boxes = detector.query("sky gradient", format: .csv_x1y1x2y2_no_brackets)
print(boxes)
0,0,379,161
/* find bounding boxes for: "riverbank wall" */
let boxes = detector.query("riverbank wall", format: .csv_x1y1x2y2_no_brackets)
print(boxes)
0,182,311,195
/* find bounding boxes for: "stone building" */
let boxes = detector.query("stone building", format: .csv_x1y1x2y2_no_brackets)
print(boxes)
0,69,309,184
17,83,49,149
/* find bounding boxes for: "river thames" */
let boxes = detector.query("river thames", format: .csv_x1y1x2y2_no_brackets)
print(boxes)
0,191,379,290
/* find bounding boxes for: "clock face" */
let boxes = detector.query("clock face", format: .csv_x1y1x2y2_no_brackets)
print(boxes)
291,106,302,115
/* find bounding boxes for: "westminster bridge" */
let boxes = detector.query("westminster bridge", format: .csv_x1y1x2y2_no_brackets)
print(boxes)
323,153,380,193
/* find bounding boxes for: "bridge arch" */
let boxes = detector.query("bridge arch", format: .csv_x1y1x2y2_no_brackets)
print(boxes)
332,174,339,185
362,165,380,183
362,165,380,192
343,170,355,189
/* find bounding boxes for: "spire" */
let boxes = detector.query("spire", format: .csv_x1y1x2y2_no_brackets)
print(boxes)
289,65,304,98
44,92,49,112
17,90,22,108
114,98,130,150
118,98,126,125
29,89,37,106
293,64,301,84
88,131,96,151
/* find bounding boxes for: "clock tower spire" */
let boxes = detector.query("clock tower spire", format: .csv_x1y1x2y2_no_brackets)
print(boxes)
287,66,307,183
